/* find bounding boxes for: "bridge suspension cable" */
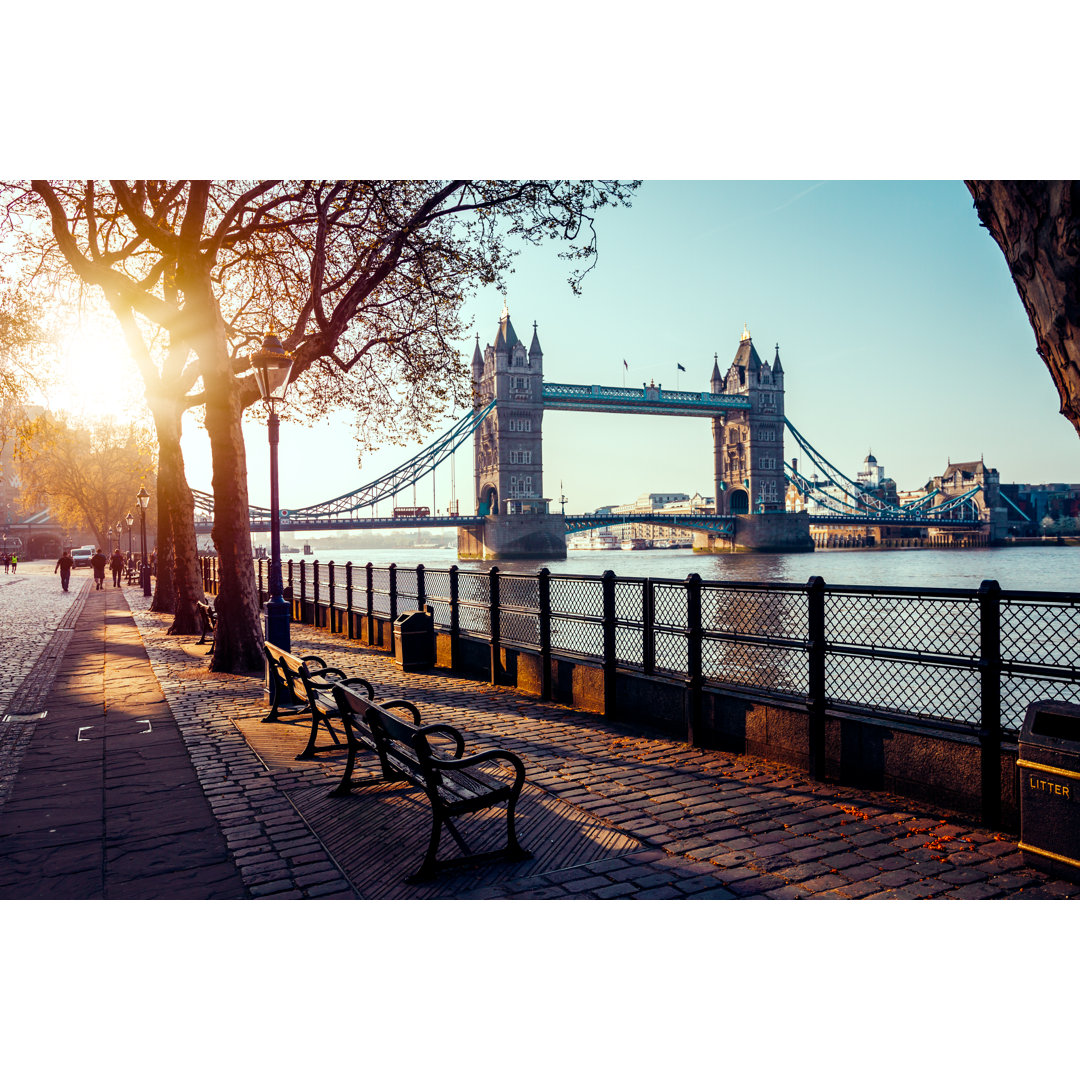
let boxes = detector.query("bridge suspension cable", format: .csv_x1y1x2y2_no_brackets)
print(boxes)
192,399,496,525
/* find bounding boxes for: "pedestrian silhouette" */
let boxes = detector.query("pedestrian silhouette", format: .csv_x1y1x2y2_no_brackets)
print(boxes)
55,550,74,592
109,548,125,587
90,548,107,590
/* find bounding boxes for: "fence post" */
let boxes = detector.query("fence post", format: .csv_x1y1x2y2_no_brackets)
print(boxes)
327,561,336,632
488,566,501,684
807,576,827,780
685,573,703,745
312,560,321,626
416,563,426,613
602,570,618,720
642,578,656,677
299,561,308,624
287,560,294,620
979,579,1003,829
389,563,398,627
258,559,264,603
345,562,354,639
538,567,552,700
365,562,374,646
449,565,460,671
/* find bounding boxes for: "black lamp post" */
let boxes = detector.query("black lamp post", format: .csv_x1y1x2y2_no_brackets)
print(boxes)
251,332,295,651
126,513,134,561
137,486,151,596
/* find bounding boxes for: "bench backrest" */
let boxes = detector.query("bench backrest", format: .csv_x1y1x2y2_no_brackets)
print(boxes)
334,683,435,790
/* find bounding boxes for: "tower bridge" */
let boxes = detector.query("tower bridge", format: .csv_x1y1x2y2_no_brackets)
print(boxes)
191,306,1011,559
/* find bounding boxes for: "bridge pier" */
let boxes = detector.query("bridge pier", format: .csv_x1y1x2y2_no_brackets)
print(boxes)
457,515,568,561
694,511,813,554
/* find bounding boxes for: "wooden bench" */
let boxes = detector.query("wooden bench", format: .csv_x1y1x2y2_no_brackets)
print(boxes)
195,601,217,654
331,682,531,883
263,641,375,761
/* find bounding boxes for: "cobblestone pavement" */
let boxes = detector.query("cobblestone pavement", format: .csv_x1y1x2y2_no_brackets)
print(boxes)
0,562,88,718
0,572,247,898
122,591,1076,900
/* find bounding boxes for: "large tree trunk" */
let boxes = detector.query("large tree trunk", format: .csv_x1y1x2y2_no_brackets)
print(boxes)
966,181,1080,438
152,478,175,613
186,280,264,673
151,402,205,633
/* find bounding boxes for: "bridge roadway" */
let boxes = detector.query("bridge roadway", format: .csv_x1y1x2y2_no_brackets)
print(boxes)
192,510,981,536
194,512,738,536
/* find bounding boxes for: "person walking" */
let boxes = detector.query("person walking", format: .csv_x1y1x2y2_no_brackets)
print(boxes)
3,552,9,574
55,549,75,592
90,547,107,590
109,548,125,587
9,552,16,573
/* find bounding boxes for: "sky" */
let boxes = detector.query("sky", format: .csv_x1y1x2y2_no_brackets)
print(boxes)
171,180,1080,519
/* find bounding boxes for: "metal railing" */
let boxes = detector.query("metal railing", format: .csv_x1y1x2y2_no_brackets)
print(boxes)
222,557,1080,738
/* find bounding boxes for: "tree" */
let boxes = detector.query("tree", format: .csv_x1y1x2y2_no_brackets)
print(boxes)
15,413,157,547
6,181,639,672
965,182,1080,438
0,290,48,457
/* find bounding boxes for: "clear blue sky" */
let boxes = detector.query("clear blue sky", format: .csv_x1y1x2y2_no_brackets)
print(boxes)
202,180,1079,517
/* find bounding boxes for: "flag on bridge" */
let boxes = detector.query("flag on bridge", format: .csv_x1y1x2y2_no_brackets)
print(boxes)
677,363,686,372
623,359,628,369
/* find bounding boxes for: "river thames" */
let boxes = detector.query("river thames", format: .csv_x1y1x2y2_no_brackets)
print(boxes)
279,541,1078,592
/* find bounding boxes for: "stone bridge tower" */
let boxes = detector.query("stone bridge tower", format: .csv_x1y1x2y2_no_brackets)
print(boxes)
711,327,787,516
461,304,566,559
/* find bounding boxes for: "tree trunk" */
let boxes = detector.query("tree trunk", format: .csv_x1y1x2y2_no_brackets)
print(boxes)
152,479,175,614
185,281,264,673
151,402,204,633
965,181,1080,438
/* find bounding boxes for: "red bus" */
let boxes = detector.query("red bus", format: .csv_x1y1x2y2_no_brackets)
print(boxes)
392,506,431,519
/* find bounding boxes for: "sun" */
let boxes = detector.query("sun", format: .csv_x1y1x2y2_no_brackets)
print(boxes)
49,324,150,424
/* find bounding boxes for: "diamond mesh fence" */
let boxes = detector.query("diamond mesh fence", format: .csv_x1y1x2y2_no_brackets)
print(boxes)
705,639,809,696
1002,597,1080,667
826,653,981,724
425,569,453,630
1002,671,1080,732
704,585,809,641
825,591,979,658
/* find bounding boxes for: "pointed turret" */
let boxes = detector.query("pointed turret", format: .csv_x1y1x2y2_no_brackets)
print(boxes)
732,330,763,373
772,343,783,376
471,334,483,372
495,302,519,355
711,353,722,393
529,321,543,360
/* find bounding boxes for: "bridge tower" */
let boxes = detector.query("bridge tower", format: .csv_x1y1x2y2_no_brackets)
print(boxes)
705,327,811,552
711,327,787,515
459,305,566,559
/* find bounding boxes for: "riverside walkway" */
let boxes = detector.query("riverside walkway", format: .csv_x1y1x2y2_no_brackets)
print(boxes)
1,561,1076,900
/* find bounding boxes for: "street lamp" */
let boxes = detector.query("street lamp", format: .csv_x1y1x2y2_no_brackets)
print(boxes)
126,513,134,562
251,331,295,650
136,485,151,597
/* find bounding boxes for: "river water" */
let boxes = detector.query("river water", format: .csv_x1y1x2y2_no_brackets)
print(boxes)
283,542,1078,593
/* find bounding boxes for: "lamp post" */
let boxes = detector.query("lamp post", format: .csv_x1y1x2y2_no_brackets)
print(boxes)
251,332,295,650
136,486,151,596
126,513,134,562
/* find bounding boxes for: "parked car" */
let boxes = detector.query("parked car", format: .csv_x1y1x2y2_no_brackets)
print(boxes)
71,546,95,567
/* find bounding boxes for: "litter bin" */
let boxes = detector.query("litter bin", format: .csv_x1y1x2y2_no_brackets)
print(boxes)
394,608,435,672
1018,700,1080,882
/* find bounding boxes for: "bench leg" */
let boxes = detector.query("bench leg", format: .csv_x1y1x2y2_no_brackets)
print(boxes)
406,814,445,884
296,714,341,760
504,790,531,862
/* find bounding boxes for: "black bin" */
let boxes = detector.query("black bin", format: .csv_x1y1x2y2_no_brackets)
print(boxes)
1018,700,1080,883
394,608,434,672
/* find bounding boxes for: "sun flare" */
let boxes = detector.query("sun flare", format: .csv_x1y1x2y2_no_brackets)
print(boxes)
49,324,148,425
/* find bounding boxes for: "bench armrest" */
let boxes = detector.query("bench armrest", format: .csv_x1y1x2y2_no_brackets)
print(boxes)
300,654,327,667
414,722,466,758
306,667,348,686
378,699,423,723
433,748,526,786
339,677,374,700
